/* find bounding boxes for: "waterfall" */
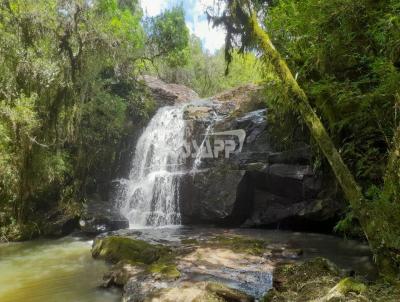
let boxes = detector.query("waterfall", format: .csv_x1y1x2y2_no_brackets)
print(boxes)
117,106,186,227
192,123,213,172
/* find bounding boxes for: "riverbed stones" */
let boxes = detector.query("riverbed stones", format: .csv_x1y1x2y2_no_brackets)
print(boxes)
93,233,287,301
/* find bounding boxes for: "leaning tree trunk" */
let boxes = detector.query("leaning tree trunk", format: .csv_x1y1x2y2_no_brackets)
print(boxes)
248,13,399,277
384,127,400,201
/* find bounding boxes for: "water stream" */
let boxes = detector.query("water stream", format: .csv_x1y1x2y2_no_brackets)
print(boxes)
0,236,120,302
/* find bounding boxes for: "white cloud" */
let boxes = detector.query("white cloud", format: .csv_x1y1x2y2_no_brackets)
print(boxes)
188,19,225,53
189,0,226,53
140,0,226,53
140,0,167,17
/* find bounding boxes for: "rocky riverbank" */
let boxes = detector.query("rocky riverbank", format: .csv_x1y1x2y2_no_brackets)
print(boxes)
90,227,381,302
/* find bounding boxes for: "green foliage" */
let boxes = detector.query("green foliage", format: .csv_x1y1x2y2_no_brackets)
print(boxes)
0,0,187,239
152,35,263,97
265,0,400,188
144,6,189,66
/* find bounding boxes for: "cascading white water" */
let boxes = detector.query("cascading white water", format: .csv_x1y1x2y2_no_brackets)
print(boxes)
117,106,186,227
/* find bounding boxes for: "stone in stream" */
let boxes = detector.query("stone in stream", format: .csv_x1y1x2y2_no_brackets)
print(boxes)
91,232,297,301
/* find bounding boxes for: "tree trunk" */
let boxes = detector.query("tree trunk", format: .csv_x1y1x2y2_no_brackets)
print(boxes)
383,127,400,201
248,13,399,277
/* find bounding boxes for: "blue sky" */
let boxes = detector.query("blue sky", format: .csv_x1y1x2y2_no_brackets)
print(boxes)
141,0,225,53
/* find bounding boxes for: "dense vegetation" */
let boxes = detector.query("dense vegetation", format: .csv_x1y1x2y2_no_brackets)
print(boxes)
150,35,263,97
209,0,400,277
0,0,190,240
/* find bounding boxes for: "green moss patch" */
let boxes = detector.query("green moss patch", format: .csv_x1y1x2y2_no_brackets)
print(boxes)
263,257,400,302
206,282,254,302
207,235,268,256
148,262,181,279
92,236,182,281
92,236,171,264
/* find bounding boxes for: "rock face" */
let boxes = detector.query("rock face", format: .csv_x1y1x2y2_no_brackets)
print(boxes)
180,167,250,224
100,78,343,231
80,196,129,234
141,75,199,106
179,84,344,228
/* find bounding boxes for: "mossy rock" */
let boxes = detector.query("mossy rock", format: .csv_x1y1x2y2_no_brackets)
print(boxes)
148,261,181,279
206,282,254,302
263,258,342,301
208,235,268,256
322,277,367,301
273,257,340,291
92,236,171,264
262,258,400,302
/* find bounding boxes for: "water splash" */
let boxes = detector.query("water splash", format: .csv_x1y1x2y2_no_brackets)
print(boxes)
117,106,186,227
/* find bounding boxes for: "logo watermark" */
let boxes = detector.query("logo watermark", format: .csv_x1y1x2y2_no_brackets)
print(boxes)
180,129,246,159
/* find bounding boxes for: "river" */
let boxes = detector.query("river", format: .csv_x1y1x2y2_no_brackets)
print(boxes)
0,236,120,302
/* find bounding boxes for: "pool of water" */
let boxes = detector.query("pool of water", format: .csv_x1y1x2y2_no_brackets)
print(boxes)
0,227,377,302
0,236,120,302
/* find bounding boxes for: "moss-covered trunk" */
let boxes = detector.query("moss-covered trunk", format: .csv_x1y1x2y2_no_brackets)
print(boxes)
384,127,400,201
248,13,399,277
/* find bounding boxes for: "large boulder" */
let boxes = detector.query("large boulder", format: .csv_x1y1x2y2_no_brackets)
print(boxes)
141,75,199,106
92,236,170,264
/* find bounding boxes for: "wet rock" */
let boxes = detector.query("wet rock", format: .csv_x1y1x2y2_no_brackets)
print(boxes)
138,282,222,302
180,89,342,228
268,147,312,165
42,211,79,238
183,105,213,120
103,263,145,288
179,166,251,224
177,246,273,298
243,190,342,228
92,236,171,264
206,282,254,302
80,198,129,235
123,278,169,302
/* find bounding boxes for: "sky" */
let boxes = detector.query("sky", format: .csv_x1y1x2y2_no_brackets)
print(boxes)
140,0,226,53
